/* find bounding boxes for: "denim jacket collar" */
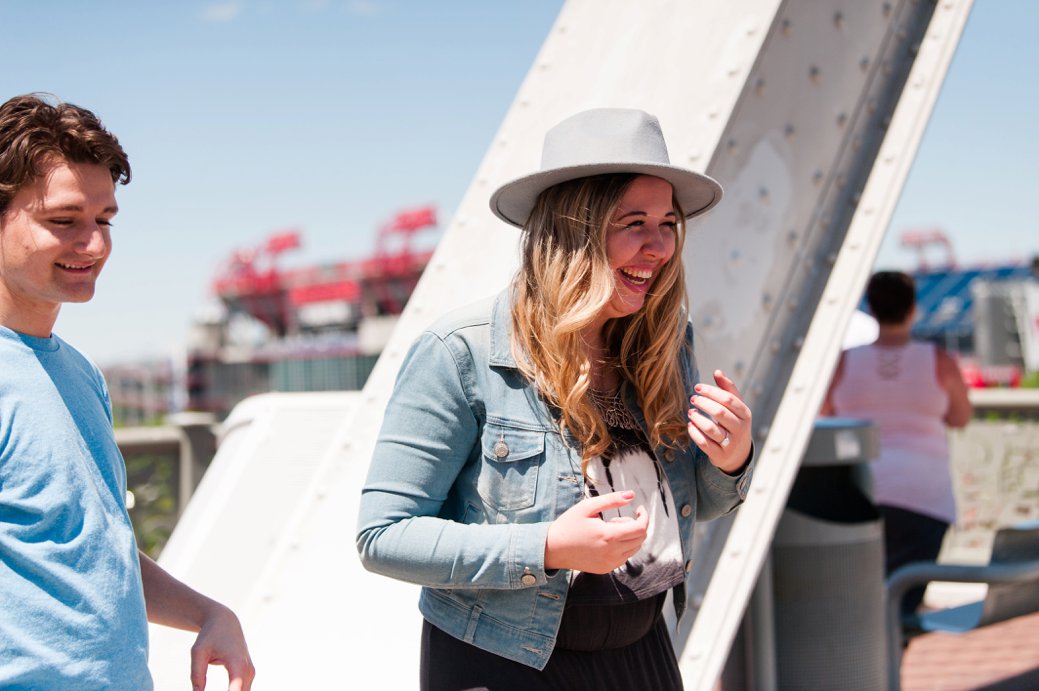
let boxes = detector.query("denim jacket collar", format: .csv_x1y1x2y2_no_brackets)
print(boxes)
489,289,519,370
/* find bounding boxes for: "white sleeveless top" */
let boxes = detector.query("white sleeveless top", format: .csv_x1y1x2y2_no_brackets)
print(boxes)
831,341,955,523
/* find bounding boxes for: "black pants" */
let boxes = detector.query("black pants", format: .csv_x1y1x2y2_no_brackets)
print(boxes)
880,504,949,615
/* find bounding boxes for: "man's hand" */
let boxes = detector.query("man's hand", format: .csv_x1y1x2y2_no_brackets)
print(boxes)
138,551,255,690
190,603,255,691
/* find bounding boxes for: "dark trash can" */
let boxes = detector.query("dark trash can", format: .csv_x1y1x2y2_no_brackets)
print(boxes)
771,418,887,691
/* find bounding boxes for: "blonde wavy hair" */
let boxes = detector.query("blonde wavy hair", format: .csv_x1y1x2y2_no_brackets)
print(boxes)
510,173,692,471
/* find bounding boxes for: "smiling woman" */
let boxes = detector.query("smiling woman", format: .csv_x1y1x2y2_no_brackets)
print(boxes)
358,108,755,690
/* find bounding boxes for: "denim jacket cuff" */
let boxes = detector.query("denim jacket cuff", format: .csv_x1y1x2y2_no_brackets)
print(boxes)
510,522,551,588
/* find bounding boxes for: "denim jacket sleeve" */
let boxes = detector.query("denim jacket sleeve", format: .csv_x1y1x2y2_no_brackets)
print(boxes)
356,330,550,590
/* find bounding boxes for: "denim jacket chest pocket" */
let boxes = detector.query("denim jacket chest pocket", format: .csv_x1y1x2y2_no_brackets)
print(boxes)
478,419,546,511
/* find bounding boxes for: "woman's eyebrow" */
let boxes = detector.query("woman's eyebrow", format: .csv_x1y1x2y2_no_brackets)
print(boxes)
615,209,676,220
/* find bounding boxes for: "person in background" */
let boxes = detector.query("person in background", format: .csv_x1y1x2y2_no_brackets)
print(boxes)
0,93,255,690
822,270,972,615
357,108,754,690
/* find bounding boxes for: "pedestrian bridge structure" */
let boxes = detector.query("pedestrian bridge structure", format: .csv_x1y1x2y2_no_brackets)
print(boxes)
148,1,975,688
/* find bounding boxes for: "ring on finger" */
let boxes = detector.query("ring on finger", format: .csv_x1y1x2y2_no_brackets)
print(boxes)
720,431,731,448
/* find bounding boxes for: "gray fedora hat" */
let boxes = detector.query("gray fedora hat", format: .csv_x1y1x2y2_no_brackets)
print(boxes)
489,108,722,228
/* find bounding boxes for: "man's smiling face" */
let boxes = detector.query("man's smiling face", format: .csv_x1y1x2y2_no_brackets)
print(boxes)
0,159,117,336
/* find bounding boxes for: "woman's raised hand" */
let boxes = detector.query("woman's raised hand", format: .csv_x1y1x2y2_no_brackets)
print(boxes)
687,369,753,474
544,491,648,574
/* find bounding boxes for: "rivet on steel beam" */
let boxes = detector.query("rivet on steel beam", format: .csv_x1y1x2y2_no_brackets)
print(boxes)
883,61,894,77
708,109,719,120
687,153,701,163
556,24,568,34
826,252,838,265
784,124,795,140
728,65,740,78
787,229,799,245
734,360,746,376
909,42,921,57
860,57,870,72
882,2,893,18
880,115,892,129
852,137,863,152
787,298,799,311
758,187,769,203
850,192,862,207
781,18,792,36
761,293,773,311
867,99,878,114
896,29,907,42
538,60,551,70
812,170,824,186
793,337,805,351
520,99,530,108
836,112,848,128
833,12,844,30
809,65,821,84
758,424,770,438
754,77,765,96
726,138,738,152
729,248,742,265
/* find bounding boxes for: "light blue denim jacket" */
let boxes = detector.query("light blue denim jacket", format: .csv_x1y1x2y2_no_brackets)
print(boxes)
356,290,752,670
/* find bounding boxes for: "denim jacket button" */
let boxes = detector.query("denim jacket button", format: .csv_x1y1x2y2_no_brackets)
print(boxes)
680,504,692,518
684,559,693,573
664,449,676,463
520,574,537,586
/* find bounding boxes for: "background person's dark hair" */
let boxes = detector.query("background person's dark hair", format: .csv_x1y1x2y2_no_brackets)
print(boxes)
866,270,916,324
0,93,131,216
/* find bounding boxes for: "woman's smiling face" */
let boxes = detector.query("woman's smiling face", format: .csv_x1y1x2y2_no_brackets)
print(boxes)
598,175,677,324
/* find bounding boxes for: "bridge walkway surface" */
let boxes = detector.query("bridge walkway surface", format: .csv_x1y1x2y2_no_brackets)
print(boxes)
901,609,1039,690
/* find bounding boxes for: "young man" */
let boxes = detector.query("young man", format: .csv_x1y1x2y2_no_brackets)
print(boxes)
0,94,255,689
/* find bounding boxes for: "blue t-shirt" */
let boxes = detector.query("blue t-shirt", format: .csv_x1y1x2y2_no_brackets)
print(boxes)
0,326,151,689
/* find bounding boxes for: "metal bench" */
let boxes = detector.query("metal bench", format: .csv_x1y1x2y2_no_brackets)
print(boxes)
885,522,1039,690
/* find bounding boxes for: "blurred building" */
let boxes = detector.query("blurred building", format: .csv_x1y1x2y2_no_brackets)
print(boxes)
105,360,176,427
896,229,1038,386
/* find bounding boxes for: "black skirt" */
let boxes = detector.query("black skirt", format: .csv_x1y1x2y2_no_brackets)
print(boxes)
420,593,683,691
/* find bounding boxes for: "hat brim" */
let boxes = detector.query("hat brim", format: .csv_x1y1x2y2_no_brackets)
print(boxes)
489,163,722,228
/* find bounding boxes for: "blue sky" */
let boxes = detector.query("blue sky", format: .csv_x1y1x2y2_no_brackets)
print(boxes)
1,0,1034,364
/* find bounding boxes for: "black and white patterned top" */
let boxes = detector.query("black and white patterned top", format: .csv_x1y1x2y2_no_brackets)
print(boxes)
566,389,685,605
